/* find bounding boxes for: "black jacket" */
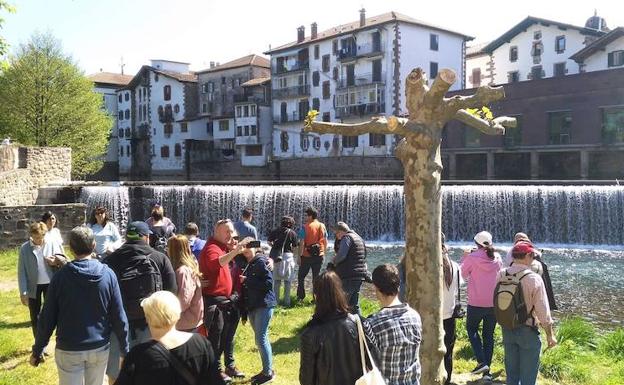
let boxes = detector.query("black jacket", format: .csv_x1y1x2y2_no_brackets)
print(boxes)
300,313,376,385
335,231,368,280
242,255,277,314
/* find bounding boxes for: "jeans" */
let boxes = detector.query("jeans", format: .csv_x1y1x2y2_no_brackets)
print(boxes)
341,279,363,315
203,297,230,371
466,305,497,367
248,307,274,375
443,317,457,385
107,325,151,380
56,344,109,385
223,307,240,368
503,326,542,385
297,256,322,300
274,279,292,307
28,284,49,338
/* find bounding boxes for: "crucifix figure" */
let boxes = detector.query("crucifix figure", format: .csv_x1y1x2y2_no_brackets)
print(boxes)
305,68,516,385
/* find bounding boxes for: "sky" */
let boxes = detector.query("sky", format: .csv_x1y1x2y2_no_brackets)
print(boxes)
2,0,623,76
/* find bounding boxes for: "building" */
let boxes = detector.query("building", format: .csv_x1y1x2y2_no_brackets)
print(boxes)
88,72,133,180
117,60,207,180
571,27,624,72
234,77,272,166
466,14,608,87
266,9,472,160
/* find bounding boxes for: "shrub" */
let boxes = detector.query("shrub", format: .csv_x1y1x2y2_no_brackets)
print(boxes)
540,340,578,381
598,328,624,360
557,316,597,348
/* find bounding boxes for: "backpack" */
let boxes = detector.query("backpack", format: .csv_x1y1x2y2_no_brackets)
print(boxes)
494,269,533,329
150,227,168,254
118,254,162,321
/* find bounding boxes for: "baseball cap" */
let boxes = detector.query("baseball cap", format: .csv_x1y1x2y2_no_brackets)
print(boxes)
511,241,537,255
513,232,530,243
333,221,351,232
474,231,493,246
126,221,152,239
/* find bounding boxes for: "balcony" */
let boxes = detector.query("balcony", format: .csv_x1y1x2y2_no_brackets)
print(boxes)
273,111,307,124
338,43,383,62
272,85,310,99
235,135,259,146
335,102,385,119
337,72,385,89
233,94,266,104
273,61,309,75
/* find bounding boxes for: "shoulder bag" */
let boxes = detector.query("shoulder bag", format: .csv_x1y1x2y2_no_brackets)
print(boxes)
355,316,386,385
451,263,465,319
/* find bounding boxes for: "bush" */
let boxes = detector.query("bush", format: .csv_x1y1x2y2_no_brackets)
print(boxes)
598,328,624,360
540,340,578,381
557,316,597,348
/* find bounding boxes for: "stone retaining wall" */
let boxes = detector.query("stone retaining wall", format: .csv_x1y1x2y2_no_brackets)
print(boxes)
0,204,86,250
0,169,35,206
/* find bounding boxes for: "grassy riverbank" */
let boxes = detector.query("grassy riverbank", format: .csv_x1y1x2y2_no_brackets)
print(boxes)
1,249,623,385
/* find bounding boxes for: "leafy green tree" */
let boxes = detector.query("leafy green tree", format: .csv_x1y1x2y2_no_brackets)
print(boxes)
0,32,112,178
0,1,16,70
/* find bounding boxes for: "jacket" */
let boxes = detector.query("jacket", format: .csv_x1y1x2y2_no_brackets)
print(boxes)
334,231,368,280
460,248,503,307
17,240,64,299
33,258,129,357
242,255,276,313
175,265,204,331
300,313,373,385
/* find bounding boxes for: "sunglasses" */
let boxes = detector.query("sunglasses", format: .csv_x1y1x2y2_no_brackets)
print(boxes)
232,236,240,241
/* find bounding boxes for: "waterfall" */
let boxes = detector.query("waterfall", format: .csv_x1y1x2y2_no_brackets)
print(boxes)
79,185,624,245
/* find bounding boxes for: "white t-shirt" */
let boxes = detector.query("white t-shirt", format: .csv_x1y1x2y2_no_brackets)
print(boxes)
33,243,50,285
442,260,463,320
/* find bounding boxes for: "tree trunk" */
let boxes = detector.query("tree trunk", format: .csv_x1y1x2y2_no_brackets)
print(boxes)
396,138,445,385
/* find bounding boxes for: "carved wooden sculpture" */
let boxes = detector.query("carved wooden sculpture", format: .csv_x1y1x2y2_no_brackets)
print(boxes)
305,68,516,384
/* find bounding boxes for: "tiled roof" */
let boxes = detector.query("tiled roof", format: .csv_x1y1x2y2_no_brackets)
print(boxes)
155,69,197,83
265,11,473,54
466,41,491,57
196,54,270,74
88,72,133,86
241,77,271,87
570,27,624,62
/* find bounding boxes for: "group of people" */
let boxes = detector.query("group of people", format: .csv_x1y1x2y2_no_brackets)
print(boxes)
17,203,558,385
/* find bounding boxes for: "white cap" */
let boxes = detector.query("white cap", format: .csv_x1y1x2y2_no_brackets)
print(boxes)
474,231,493,247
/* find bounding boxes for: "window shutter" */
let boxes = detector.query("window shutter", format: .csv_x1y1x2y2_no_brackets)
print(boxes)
608,52,614,67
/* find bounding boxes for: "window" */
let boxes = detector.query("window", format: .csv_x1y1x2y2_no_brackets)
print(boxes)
244,125,249,136
207,121,213,135
322,112,330,122
120,146,124,157
548,111,572,144
202,83,208,93
164,123,173,135
301,135,310,151
143,88,147,99
313,137,321,150
125,128,130,137
161,146,170,158
531,42,543,57
430,34,439,51
508,71,520,83
333,67,339,81
369,133,386,146
471,68,481,87
509,46,518,62
139,91,142,102
554,62,566,77
555,36,566,53
174,143,182,157
138,106,142,121
202,103,207,113
342,135,358,148
151,144,155,156
236,106,242,117
219,120,229,131
118,111,123,120
430,62,438,79
312,98,320,111
118,128,124,138
174,104,180,113
312,71,320,87
250,105,256,117
280,131,289,152
237,126,243,136
143,105,147,120
207,82,214,93
322,55,330,72
322,81,330,99
154,74,159,82
125,92,129,101
164,85,171,101
372,59,382,82
332,40,338,55
127,145,130,156
243,105,249,117
602,107,624,143
534,31,542,40
531,66,543,80
314,45,320,60
221,77,226,85
124,109,130,119
118,94,122,103
464,126,481,147
245,145,262,156
608,51,624,67
250,125,257,136
504,115,522,147
180,122,188,133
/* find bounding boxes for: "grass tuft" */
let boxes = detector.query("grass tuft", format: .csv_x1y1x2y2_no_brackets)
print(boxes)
598,328,624,361
557,316,597,348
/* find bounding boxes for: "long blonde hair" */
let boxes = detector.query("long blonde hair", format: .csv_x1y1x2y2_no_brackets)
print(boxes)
167,235,202,281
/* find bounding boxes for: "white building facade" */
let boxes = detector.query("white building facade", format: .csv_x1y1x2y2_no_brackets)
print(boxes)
571,27,624,73
267,10,472,160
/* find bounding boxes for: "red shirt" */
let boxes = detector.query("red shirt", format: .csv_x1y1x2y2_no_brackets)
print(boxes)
199,238,232,297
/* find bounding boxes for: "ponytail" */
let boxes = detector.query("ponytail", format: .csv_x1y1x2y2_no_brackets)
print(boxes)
442,249,453,289
484,245,495,260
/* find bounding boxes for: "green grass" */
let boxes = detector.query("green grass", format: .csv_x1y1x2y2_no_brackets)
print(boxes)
0,248,19,282
598,328,624,360
557,316,597,348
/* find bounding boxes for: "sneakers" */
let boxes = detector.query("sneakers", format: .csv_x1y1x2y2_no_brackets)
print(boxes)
225,366,245,378
482,372,493,382
470,363,490,375
220,371,232,384
251,371,274,385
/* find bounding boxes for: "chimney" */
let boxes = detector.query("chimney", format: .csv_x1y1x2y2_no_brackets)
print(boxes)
210,61,215,68
360,8,366,27
297,26,305,43
311,22,318,40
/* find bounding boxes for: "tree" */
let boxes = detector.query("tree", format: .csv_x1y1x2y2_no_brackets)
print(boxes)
306,68,516,385
0,1,15,69
0,32,112,178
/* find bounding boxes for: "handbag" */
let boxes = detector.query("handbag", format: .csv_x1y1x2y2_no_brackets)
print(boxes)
451,263,465,319
153,341,198,385
355,316,386,385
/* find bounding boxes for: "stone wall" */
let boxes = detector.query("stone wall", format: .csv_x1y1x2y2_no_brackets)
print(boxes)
0,145,72,206
0,204,86,250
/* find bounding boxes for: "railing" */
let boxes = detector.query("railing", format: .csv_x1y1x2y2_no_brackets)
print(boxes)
273,111,307,124
272,85,310,99
335,102,385,119
337,72,385,89
338,43,383,61
273,61,309,74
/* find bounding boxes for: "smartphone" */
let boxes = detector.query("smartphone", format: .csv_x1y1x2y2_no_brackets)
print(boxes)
246,240,261,248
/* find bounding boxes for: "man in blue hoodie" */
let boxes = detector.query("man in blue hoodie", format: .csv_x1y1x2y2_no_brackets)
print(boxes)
30,226,129,385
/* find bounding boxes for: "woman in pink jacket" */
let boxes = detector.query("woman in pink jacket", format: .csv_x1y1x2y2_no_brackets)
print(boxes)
168,235,204,332
460,231,502,381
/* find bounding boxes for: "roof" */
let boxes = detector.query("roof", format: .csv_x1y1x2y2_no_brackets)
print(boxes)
88,72,133,86
570,27,624,62
481,16,606,54
121,66,197,90
466,41,491,57
196,54,270,74
241,77,271,87
265,11,474,55
150,59,191,65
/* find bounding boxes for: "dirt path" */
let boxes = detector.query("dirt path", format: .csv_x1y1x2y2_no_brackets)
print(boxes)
0,279,18,292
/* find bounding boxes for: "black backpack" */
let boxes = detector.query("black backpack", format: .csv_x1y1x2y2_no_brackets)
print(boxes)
118,254,162,321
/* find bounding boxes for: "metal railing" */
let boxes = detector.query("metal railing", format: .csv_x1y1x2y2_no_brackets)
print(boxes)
337,72,385,89
273,111,307,124
335,102,385,118
338,43,383,61
273,61,309,74
272,85,310,99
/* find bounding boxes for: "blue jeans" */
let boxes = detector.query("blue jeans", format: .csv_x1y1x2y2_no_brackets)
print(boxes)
249,307,274,375
56,344,109,385
503,326,542,385
466,305,497,367
342,279,363,315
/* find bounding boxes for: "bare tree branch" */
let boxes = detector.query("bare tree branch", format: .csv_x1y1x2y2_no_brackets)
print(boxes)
443,85,506,116
454,109,516,136
305,116,410,136
424,69,456,109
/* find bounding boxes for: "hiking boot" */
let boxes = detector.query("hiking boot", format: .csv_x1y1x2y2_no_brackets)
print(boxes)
220,371,232,384
225,365,245,378
470,363,489,375
251,371,274,385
